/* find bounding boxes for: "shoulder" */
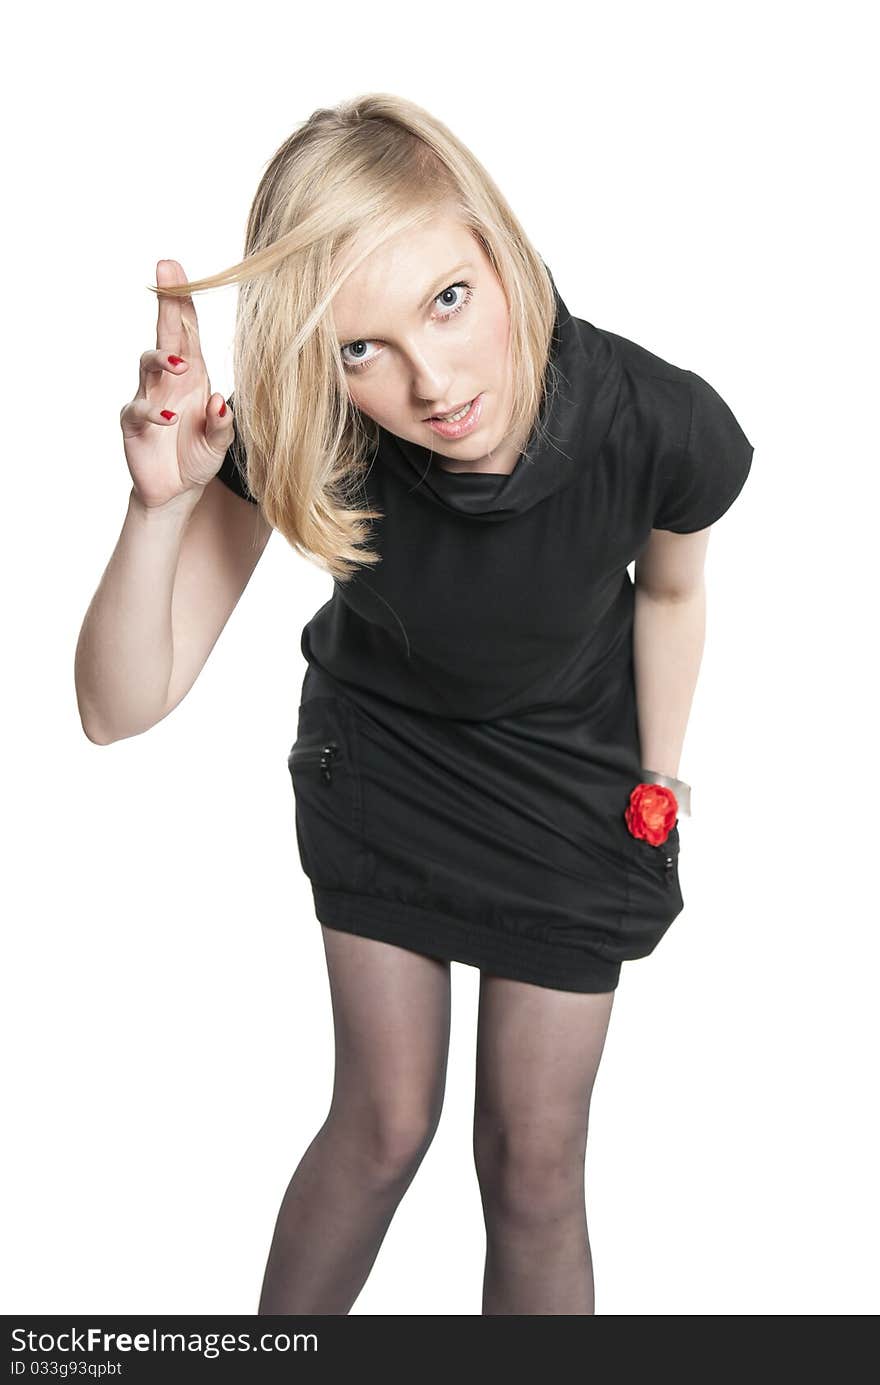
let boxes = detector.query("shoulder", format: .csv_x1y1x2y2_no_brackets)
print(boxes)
214,391,260,505
586,323,691,443
597,325,689,389
578,319,755,533
590,322,750,454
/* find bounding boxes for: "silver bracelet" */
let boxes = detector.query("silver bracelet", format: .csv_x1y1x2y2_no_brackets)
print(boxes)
641,769,692,817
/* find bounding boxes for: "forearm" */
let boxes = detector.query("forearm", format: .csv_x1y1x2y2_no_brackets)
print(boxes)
74,485,204,744
632,581,706,780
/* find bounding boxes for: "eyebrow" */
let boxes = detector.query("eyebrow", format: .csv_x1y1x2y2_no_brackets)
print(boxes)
336,261,474,343
418,261,473,310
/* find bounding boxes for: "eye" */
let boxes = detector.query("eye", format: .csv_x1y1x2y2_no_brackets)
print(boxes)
340,281,475,374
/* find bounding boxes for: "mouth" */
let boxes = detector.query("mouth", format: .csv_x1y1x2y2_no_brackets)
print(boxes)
423,393,484,439
425,398,476,422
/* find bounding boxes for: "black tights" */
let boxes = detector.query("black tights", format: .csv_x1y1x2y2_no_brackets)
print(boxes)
257,925,615,1315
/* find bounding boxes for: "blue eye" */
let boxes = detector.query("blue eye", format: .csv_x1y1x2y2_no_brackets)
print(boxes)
341,281,474,374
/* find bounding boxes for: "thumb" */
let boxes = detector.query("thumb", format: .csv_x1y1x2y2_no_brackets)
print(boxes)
207,393,236,456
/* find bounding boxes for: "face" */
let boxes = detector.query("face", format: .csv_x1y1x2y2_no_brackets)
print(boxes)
332,213,521,471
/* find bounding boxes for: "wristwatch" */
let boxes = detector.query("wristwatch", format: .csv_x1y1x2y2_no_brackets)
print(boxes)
641,770,692,817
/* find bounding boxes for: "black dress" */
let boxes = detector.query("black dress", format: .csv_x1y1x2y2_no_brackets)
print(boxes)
215,273,754,992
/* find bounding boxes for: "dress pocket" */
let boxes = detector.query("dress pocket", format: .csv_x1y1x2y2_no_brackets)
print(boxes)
598,823,685,962
287,695,372,893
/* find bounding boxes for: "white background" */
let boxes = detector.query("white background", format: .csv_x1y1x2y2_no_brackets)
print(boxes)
3,0,877,1316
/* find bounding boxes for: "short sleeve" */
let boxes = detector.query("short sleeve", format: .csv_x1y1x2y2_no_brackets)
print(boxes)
215,392,259,505
653,370,754,533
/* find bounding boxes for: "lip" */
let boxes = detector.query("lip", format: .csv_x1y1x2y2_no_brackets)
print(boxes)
425,397,473,421
424,393,484,439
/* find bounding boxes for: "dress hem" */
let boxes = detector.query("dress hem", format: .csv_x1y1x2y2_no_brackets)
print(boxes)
311,886,622,994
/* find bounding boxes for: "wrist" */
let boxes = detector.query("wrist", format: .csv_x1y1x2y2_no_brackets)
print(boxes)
129,484,204,524
640,768,692,816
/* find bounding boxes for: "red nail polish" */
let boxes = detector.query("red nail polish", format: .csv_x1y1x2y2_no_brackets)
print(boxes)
168,355,185,366
160,409,176,420
219,400,227,417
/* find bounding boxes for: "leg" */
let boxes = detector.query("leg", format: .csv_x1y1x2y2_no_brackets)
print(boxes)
472,973,615,1314
258,926,451,1314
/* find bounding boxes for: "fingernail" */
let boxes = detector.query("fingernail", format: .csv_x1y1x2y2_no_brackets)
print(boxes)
219,400,227,417
160,410,176,420
168,355,185,366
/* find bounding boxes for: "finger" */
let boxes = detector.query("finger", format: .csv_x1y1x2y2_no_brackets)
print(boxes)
155,260,204,365
120,396,180,437
155,259,182,355
204,393,235,456
136,346,189,401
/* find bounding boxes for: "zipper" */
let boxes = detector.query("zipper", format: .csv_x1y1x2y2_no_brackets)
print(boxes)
288,740,341,784
661,825,679,888
663,851,675,888
632,829,678,888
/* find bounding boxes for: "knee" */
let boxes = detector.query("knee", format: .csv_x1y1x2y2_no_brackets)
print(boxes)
473,1118,586,1224
343,1099,442,1187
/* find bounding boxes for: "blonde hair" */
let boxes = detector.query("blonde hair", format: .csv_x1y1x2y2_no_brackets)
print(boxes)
150,93,559,582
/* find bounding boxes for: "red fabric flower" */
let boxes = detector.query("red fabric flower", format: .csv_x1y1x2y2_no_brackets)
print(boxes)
625,782,679,846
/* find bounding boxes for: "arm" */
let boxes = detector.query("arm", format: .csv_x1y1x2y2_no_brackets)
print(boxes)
74,479,272,745
631,525,711,780
633,365,755,784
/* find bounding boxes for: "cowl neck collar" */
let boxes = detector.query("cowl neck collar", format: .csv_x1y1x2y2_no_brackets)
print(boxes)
373,271,622,522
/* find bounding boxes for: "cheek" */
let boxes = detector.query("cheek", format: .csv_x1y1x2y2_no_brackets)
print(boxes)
347,378,377,414
348,379,395,429
480,302,511,372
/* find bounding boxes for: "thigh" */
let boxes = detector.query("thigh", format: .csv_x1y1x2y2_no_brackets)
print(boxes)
474,974,615,1141
320,925,452,1129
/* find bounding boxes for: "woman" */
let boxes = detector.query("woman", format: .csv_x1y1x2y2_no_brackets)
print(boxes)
75,92,754,1315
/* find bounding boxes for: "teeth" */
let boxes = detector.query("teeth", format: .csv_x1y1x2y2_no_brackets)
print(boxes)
434,399,473,422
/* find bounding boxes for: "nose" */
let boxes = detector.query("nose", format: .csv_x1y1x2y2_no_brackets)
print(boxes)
417,381,460,419
400,344,454,417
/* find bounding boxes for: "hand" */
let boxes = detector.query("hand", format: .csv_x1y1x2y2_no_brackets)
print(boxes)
119,259,235,509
